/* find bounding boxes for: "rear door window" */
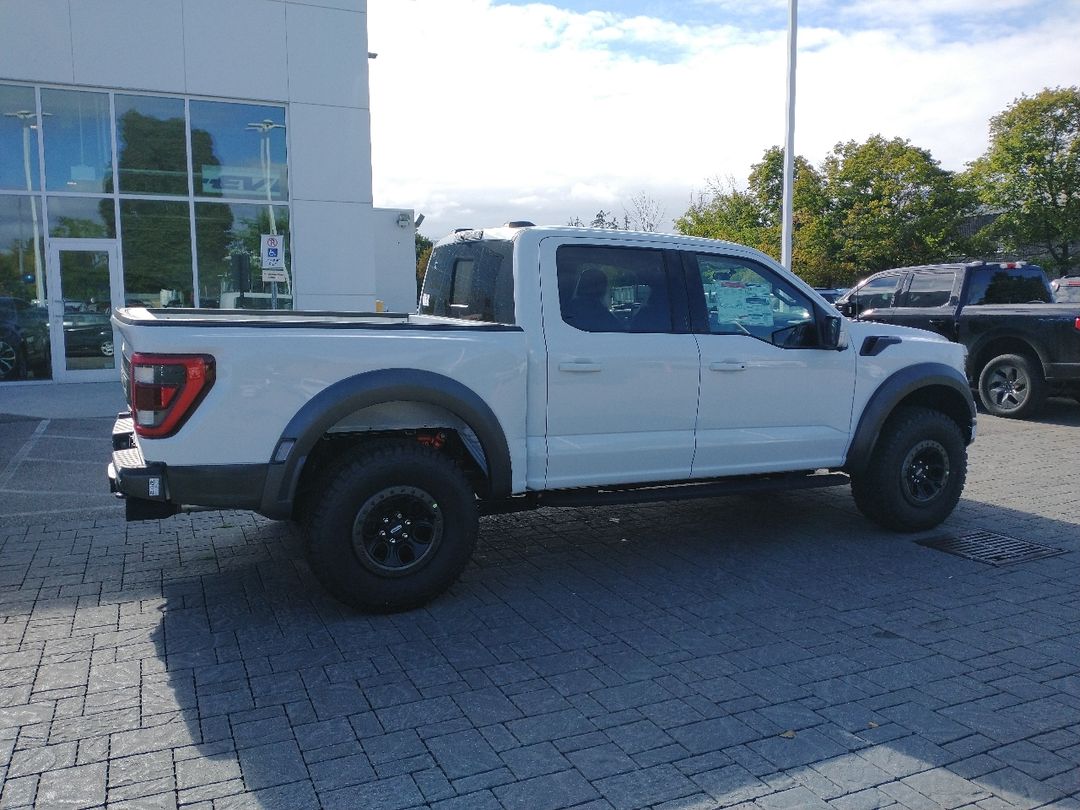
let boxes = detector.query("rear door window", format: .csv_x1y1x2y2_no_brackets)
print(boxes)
897,271,956,308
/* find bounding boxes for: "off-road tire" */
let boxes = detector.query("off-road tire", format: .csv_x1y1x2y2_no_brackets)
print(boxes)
977,353,1045,419
302,441,478,612
851,406,966,532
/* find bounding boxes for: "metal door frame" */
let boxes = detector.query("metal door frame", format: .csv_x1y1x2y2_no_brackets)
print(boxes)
46,238,121,382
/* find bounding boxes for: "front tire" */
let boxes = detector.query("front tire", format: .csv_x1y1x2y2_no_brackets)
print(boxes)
302,441,478,612
978,353,1044,418
851,406,966,532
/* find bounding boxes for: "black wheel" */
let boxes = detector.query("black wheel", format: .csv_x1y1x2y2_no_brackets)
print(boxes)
0,335,26,381
851,406,966,532
977,353,1045,418
302,441,478,612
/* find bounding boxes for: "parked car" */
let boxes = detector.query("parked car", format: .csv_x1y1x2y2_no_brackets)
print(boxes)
814,288,849,303
1051,276,1080,304
63,312,114,357
836,262,1080,418
0,296,50,380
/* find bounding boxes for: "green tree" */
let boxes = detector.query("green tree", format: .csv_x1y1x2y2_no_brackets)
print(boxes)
415,232,433,294
966,86,1080,276
821,135,973,281
675,148,835,284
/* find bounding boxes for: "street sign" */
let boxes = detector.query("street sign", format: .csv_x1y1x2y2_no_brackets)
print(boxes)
260,234,288,282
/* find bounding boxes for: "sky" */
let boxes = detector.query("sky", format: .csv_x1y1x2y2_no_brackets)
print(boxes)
367,0,1080,240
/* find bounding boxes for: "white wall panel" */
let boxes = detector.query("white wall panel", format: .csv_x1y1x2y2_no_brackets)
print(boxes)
0,0,74,84
284,0,365,12
286,4,368,108
71,0,185,92
183,0,287,100
287,104,372,203
372,208,418,312
290,199,374,305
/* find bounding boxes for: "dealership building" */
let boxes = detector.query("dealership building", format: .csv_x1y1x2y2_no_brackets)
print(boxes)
0,0,413,385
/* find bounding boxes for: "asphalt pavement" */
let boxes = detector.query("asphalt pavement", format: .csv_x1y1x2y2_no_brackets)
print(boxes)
1,385,1079,809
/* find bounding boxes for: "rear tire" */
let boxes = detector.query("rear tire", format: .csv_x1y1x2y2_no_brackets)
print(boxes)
302,441,478,613
851,406,966,532
977,353,1045,418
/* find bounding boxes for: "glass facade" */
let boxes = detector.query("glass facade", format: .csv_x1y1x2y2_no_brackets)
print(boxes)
0,81,291,382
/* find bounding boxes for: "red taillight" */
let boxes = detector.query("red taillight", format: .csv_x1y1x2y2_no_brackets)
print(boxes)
130,353,215,438
1075,317,1080,332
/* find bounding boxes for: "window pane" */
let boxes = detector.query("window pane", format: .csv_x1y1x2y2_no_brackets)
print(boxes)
0,195,51,380
695,255,816,347
419,239,514,323
899,272,954,308
194,202,291,309
190,101,287,201
849,274,899,314
556,245,669,333
120,199,192,307
0,84,41,191
41,89,113,194
48,196,115,238
967,266,1053,305
115,95,187,195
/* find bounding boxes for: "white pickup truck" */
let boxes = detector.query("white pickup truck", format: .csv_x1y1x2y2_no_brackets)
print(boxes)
109,224,976,612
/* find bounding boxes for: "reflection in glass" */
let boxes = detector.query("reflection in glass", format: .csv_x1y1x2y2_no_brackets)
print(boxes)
57,250,115,370
0,196,50,381
190,101,287,202
115,95,187,195
195,202,291,309
1,84,41,191
48,196,115,238
42,89,113,194
120,200,192,307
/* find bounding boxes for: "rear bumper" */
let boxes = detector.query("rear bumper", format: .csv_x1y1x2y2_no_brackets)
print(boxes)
108,413,269,521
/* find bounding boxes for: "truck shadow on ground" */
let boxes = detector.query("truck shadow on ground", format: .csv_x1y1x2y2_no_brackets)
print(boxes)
146,483,1080,808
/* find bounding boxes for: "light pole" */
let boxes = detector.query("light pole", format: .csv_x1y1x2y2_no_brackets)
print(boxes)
780,0,798,271
3,110,44,303
245,119,289,307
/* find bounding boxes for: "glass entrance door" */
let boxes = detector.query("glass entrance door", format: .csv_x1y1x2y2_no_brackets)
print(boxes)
46,239,120,382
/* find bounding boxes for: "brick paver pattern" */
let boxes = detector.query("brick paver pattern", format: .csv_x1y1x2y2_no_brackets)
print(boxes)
1,402,1078,809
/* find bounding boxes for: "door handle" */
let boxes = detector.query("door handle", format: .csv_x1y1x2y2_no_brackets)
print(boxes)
559,361,602,373
709,361,746,372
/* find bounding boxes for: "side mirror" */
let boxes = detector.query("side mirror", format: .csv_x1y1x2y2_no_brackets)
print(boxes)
838,301,856,318
820,315,844,350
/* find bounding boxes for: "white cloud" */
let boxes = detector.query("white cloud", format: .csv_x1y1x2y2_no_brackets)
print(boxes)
369,0,1080,238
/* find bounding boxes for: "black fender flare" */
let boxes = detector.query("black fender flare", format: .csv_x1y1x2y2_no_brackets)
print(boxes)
259,368,512,518
966,328,1051,379
844,362,975,476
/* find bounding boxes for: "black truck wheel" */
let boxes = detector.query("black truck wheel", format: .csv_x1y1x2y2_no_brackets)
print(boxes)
0,335,26,381
977,353,1045,418
851,406,966,532
302,441,478,612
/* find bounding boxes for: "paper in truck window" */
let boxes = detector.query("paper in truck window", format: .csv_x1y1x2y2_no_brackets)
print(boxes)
708,281,775,327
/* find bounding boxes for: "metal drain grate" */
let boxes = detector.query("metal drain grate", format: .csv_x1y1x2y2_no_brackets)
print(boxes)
918,530,1065,566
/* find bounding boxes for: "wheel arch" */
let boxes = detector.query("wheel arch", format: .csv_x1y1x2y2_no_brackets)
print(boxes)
968,332,1049,382
845,362,975,476
259,368,512,518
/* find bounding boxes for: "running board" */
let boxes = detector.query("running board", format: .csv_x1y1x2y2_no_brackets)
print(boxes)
479,472,849,516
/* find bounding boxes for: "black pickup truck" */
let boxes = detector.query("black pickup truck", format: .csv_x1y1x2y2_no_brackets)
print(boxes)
837,262,1080,418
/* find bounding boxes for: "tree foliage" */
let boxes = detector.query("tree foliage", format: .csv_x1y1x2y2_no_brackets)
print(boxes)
677,138,973,286
415,231,433,295
966,86,1080,276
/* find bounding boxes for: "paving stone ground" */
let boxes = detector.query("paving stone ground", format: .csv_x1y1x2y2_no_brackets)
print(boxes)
1,399,1079,809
